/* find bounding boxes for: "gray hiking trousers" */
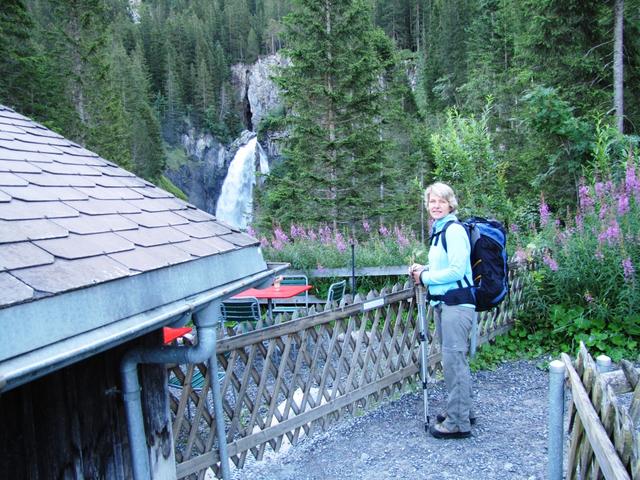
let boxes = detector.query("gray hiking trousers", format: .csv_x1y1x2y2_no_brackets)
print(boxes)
433,303,475,432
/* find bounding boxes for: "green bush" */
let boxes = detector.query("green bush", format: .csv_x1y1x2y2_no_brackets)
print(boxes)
516,153,640,360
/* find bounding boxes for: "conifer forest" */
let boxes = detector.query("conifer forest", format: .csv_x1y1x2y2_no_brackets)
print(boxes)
2,0,640,232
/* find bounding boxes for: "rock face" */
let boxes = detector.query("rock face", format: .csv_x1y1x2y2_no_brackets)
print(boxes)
164,130,228,214
231,54,287,132
164,130,266,216
164,54,290,214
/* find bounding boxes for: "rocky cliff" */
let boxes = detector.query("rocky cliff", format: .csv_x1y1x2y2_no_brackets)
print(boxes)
231,54,287,132
164,130,261,215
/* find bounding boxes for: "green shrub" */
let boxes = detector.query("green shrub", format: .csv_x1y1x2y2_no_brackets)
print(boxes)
517,152,640,361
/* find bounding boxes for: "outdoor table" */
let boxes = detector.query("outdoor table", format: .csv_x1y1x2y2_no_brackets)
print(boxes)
234,284,313,321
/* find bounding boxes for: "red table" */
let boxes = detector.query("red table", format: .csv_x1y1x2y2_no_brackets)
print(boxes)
234,284,313,319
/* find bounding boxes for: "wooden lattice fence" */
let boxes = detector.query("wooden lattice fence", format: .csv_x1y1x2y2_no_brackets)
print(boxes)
561,343,640,479
167,267,528,479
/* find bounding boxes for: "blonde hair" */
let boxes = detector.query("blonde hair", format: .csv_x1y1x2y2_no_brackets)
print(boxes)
424,182,458,214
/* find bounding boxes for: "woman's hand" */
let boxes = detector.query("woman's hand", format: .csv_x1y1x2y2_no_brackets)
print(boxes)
409,263,426,285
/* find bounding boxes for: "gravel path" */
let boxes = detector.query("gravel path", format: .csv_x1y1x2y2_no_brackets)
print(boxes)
231,359,551,480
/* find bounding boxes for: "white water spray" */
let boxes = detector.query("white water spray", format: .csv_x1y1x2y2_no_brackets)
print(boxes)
215,136,269,229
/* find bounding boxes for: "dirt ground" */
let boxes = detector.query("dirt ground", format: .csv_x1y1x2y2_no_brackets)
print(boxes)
230,359,552,480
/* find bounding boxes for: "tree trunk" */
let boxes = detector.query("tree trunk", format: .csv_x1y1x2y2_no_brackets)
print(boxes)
613,0,624,133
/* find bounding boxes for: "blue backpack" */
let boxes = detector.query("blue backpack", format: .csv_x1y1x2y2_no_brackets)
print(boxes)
430,217,509,312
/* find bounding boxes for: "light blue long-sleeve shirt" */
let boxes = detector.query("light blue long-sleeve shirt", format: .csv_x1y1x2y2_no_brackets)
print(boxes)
420,213,474,307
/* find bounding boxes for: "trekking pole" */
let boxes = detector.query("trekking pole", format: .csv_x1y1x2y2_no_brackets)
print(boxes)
416,284,430,430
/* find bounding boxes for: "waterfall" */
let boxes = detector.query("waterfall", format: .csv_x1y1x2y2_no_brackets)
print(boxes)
215,135,269,230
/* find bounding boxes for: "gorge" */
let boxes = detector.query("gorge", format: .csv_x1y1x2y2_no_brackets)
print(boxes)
164,55,286,230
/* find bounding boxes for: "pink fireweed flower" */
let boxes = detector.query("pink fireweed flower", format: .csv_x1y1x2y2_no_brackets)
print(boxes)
575,214,584,232
583,292,594,303
578,181,594,212
625,160,639,196
599,202,608,220
274,226,290,245
597,220,621,245
543,253,558,271
617,193,630,216
539,195,551,227
319,225,332,245
557,228,574,246
379,224,390,237
512,248,527,265
605,180,614,195
260,236,269,248
394,225,409,247
509,223,519,234
594,181,605,199
308,229,317,241
334,231,347,253
362,220,371,233
271,238,284,251
290,224,301,239
247,226,256,237
622,257,635,282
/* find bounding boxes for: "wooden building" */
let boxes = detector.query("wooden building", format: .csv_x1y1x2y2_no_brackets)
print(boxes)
0,105,279,479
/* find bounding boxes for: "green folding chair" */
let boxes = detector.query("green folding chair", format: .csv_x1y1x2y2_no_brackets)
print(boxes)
221,297,262,332
326,280,346,307
272,275,309,315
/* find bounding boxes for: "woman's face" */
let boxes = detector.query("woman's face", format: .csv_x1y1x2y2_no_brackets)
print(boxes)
427,194,451,220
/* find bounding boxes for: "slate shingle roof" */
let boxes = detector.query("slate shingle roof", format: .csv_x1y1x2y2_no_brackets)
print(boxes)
0,105,259,309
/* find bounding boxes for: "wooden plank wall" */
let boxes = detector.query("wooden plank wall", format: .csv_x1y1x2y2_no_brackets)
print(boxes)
562,343,640,479
0,335,174,480
168,266,528,479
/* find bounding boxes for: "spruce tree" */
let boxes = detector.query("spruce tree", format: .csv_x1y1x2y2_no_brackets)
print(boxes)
0,1,43,116
162,45,185,143
264,0,387,228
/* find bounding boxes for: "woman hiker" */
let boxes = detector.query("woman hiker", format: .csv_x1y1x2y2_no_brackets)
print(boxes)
410,182,476,439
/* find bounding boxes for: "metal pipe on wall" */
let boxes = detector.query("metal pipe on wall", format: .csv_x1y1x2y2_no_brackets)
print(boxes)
121,300,230,480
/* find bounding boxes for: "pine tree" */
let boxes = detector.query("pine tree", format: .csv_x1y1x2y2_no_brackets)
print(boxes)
162,45,185,143
246,27,260,62
264,0,387,228
85,37,133,171
192,41,216,127
422,0,471,109
128,46,166,181
0,1,43,115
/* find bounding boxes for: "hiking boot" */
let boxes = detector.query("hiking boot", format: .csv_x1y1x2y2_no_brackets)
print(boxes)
429,421,471,439
436,413,477,425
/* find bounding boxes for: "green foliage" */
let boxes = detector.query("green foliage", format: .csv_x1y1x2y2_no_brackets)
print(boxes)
518,86,593,210
0,0,54,120
157,175,188,200
429,106,511,221
164,145,189,170
257,106,286,138
421,0,471,109
510,152,640,361
470,326,550,371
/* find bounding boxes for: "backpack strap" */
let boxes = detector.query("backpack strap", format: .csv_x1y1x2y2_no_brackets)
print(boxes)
429,219,473,290
429,220,457,251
